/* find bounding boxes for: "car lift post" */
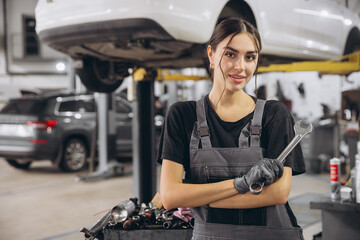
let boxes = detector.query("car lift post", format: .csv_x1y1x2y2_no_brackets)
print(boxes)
97,93,109,172
67,57,76,90
132,68,157,204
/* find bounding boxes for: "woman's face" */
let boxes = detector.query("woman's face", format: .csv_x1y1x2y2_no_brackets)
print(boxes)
208,32,259,93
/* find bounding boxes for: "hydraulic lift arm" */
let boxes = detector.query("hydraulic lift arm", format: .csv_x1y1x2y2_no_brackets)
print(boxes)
258,51,360,75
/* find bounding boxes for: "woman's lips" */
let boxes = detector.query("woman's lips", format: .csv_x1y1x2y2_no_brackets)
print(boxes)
229,74,245,83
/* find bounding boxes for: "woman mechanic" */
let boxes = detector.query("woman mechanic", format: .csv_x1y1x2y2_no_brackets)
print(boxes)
157,18,306,240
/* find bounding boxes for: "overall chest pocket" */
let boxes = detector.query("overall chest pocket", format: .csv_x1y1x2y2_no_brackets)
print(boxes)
205,165,252,183
205,165,267,226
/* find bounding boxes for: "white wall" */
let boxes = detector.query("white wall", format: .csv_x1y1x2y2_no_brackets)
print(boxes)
246,71,360,122
4,74,69,89
0,0,68,104
6,0,64,60
5,0,69,74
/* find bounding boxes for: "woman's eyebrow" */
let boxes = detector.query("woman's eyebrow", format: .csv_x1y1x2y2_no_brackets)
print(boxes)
224,46,239,53
224,46,258,54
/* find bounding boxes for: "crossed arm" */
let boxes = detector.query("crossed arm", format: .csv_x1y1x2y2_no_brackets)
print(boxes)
160,159,292,210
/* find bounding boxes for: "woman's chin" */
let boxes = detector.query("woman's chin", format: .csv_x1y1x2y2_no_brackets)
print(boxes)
226,84,245,93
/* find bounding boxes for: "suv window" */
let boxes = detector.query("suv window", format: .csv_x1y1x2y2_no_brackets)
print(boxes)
58,100,78,112
1,99,43,114
58,98,95,113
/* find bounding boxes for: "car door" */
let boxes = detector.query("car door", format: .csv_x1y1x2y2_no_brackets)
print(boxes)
56,96,95,140
297,0,345,59
78,97,97,132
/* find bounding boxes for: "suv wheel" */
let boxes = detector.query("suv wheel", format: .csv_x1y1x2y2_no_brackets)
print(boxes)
6,159,32,170
60,138,88,172
76,57,131,93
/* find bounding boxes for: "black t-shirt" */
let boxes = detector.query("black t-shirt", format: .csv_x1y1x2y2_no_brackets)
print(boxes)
157,95,306,176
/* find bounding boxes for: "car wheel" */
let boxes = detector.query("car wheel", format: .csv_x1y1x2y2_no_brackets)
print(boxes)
6,159,32,170
76,57,131,93
344,29,360,55
60,138,88,172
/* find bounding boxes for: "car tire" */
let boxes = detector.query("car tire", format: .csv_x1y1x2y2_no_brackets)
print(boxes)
60,138,88,172
76,57,130,93
6,159,32,170
344,29,360,55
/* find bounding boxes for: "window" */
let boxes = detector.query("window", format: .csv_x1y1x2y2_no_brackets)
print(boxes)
58,101,78,112
23,15,39,57
1,99,44,114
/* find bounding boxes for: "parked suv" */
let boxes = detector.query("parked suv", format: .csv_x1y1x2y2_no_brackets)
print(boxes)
0,91,159,172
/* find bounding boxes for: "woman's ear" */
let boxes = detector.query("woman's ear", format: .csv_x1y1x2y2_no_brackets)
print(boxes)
207,45,214,69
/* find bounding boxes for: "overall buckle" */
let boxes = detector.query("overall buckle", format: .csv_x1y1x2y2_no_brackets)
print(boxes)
199,126,210,137
250,125,262,135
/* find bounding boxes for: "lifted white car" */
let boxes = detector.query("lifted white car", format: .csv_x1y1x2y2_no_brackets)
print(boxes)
35,0,360,92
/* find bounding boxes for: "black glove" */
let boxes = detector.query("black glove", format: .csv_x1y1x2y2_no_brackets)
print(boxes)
234,158,284,194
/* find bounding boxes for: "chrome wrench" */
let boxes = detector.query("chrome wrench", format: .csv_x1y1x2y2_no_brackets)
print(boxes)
249,120,313,195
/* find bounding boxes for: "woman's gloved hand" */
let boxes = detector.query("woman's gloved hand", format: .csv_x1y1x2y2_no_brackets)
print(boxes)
233,158,284,194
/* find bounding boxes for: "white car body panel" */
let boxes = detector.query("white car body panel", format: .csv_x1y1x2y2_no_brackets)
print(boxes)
35,0,228,44
35,0,360,61
244,0,303,58
246,0,359,59
297,0,350,58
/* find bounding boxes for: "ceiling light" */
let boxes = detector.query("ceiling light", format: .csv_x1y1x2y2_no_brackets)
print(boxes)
56,62,66,72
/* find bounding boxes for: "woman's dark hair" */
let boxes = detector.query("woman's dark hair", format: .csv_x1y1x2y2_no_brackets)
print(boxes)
208,18,262,101
209,18,261,53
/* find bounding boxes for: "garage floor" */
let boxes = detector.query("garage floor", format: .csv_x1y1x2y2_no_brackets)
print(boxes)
0,158,330,240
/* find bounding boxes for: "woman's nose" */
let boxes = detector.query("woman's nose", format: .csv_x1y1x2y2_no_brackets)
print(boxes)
234,57,245,70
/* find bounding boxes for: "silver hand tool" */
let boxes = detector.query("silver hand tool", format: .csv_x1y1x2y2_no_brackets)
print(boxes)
249,120,313,195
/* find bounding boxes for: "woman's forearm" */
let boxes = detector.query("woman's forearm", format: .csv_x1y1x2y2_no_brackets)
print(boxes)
160,160,239,209
162,179,239,209
209,167,292,209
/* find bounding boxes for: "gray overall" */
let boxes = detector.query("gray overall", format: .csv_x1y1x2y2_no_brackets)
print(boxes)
189,98,304,240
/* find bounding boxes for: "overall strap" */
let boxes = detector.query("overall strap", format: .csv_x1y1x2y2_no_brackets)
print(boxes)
250,99,266,147
196,98,212,149
238,122,251,147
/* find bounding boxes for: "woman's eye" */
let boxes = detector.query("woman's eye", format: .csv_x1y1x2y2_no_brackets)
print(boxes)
225,52,236,58
246,55,257,61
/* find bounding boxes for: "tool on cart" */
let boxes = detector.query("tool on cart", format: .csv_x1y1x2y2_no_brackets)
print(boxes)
249,120,313,195
111,198,139,223
80,210,112,240
80,198,139,240
80,193,194,240
150,191,164,210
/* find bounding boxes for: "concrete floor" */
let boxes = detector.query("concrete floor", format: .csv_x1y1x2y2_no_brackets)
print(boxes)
0,158,331,240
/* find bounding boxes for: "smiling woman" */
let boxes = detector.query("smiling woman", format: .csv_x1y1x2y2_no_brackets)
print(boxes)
157,18,306,240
